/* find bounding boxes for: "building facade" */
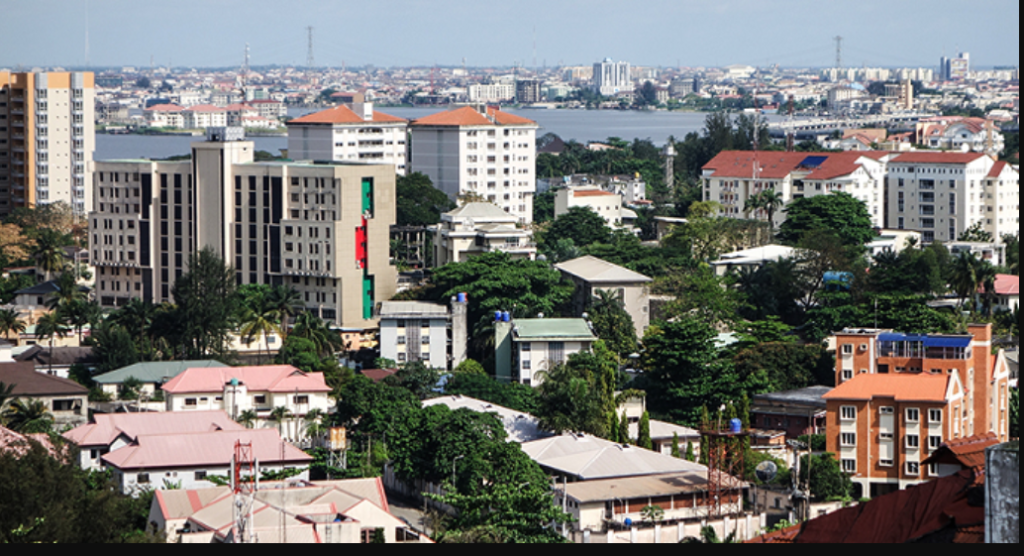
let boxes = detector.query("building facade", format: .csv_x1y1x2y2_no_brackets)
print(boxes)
0,71,95,218
593,59,632,96
516,79,542,104
410,106,538,224
554,187,637,230
826,324,1012,497
88,129,397,329
287,103,408,174
495,318,597,386
432,203,537,267
468,82,516,103
555,256,652,340
378,300,466,370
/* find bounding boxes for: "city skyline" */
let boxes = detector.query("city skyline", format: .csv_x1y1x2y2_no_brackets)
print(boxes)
0,0,1019,70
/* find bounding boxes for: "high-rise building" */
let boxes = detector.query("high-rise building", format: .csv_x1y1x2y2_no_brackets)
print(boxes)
940,53,971,81
409,106,538,224
88,128,397,330
286,103,408,175
516,79,542,104
0,72,95,218
593,59,632,96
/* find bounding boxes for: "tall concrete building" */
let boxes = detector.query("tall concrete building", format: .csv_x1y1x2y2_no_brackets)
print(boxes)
593,59,632,96
0,72,95,218
940,53,971,81
287,103,409,175
410,106,538,224
516,79,542,104
88,128,397,330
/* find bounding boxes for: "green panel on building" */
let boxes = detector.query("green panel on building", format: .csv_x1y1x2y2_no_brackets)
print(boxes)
361,178,374,214
363,275,375,320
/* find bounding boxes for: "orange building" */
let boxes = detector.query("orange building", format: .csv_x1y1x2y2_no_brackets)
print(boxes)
825,324,1011,498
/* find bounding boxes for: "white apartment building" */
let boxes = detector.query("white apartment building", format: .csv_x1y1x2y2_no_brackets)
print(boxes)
410,106,538,224
702,151,890,229
554,187,637,230
432,203,537,267
593,59,632,96
181,105,228,129
887,153,1019,245
144,104,185,128
0,71,95,218
468,82,516,103
378,301,455,370
88,128,397,330
287,103,408,174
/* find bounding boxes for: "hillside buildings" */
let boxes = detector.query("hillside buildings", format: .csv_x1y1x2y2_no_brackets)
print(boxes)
555,256,652,339
432,202,537,267
554,187,637,231
0,71,95,218
378,297,469,371
286,103,408,174
494,317,598,386
410,106,538,224
88,128,397,330
0,361,89,428
824,324,1012,498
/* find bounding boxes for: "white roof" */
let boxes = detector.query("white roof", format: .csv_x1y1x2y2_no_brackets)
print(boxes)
423,396,550,443
711,245,798,267
444,203,518,223
379,302,449,319
555,256,652,284
521,433,705,481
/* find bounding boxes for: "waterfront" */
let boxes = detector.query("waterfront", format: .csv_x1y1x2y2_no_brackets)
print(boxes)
96,108,782,161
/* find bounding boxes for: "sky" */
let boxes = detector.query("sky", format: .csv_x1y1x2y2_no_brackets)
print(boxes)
0,0,1019,70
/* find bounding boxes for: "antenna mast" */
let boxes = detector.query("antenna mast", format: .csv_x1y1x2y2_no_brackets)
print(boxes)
834,36,843,75
306,26,317,90
232,442,257,544
242,43,250,103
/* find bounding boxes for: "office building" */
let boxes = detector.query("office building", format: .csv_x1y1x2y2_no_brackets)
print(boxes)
516,79,542,104
593,59,632,96
0,71,95,218
88,128,397,330
410,106,538,224
941,53,971,81
825,324,1012,498
287,103,408,174
468,82,516,103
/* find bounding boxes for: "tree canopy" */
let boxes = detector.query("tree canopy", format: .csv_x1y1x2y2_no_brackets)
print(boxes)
396,172,455,227
777,192,876,248
542,207,612,252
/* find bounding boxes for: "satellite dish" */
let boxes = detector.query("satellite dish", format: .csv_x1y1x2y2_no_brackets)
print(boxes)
756,461,779,484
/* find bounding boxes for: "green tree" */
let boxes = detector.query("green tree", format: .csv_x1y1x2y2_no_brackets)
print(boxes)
684,441,696,463
543,207,612,251
533,189,557,224
238,297,282,364
796,453,854,501
266,286,303,340
445,373,540,415
237,410,258,429
118,377,143,402
275,336,324,374
777,192,876,248
89,321,142,374
638,411,653,450
0,309,27,344
636,81,659,107
641,504,665,525
292,312,345,358
671,433,681,459
587,289,637,360
172,247,237,359
536,362,608,437
269,407,292,437
3,399,54,434
453,359,487,376
1010,388,1018,439
31,228,69,281
0,382,17,422
958,221,994,243
385,361,442,401
62,299,101,345
34,311,70,377
733,343,836,392
396,172,455,227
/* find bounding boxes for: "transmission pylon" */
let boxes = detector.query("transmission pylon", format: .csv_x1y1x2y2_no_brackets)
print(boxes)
306,26,317,88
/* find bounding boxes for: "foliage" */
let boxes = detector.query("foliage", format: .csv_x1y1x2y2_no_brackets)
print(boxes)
671,433,681,458
637,412,653,450
384,361,442,401
118,377,143,402
90,321,142,375
796,453,854,502
683,526,739,544
541,207,612,252
453,359,486,376
777,192,876,249
684,441,696,463
0,223,36,266
0,443,161,543
1011,388,1018,440
533,189,557,224
804,292,958,343
745,450,790,487
950,251,997,314
396,172,455,227
536,138,670,202
172,247,237,359
2,399,54,434
535,343,622,438
656,265,743,328
640,504,665,524
733,343,836,392
291,312,345,357
445,373,540,415
664,211,771,264
639,317,740,427
798,434,828,452
587,289,637,360
0,309,27,342
867,243,951,297
958,221,994,243
275,336,324,373
0,274,34,306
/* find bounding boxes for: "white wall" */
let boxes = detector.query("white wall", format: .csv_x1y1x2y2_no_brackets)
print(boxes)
115,465,310,495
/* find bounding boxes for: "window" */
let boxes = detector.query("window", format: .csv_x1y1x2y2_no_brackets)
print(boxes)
185,398,197,407
929,436,943,451
522,361,532,370
293,395,309,405
842,344,854,355
254,395,267,405
906,462,920,476
841,406,856,421
841,433,856,447
841,459,856,473
929,409,943,423
195,471,208,481
880,407,895,416
906,408,920,423
137,473,151,484
880,459,894,468
521,343,531,353
397,336,406,345
880,433,894,441
906,435,920,449
842,369,854,381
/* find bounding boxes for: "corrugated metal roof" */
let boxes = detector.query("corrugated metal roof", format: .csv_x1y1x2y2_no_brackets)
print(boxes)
565,471,741,504
379,301,449,319
101,429,311,470
512,319,597,342
555,256,652,284
423,395,551,443
521,434,704,481
93,360,228,385
161,365,331,395
63,410,245,448
823,373,952,403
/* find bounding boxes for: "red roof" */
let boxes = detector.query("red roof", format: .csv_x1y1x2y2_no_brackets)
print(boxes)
101,429,311,471
823,373,952,403
161,365,332,395
991,274,1019,296
247,100,282,105
891,152,988,164
63,410,245,448
411,106,537,127
145,104,184,112
702,151,885,181
747,469,985,544
361,369,398,383
288,105,406,125
922,432,1000,470
987,160,1009,178
1,426,59,457
0,362,89,397
573,190,617,198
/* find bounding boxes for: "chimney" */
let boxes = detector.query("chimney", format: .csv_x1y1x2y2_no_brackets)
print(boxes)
451,294,469,369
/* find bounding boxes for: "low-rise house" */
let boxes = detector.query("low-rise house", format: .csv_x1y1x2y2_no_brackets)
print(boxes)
751,386,831,442
554,187,637,230
521,433,704,482
0,361,88,428
921,432,1001,478
432,203,537,267
160,365,333,442
495,317,598,386
711,245,799,277
64,410,246,471
423,395,550,444
93,360,229,401
14,346,98,379
102,428,312,494
149,478,431,544
556,256,653,339
988,274,1018,313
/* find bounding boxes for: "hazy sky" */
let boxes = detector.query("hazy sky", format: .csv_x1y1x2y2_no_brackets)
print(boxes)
1,0,1019,70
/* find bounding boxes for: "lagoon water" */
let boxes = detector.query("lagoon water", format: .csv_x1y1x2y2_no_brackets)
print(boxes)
96,107,781,161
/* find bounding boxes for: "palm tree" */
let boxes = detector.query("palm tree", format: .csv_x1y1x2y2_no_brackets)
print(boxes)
293,312,344,357
237,409,259,430
112,298,157,343
267,286,302,340
0,309,27,345
761,189,785,228
304,408,326,440
950,252,981,312
0,382,16,424
62,299,101,345
975,258,998,316
239,299,282,364
32,231,68,282
269,407,292,438
3,399,54,434
744,191,765,220
35,311,70,377
45,272,85,311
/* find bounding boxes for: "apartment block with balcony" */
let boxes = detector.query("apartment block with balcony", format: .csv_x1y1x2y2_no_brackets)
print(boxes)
0,72,94,218
89,129,397,330
432,202,536,267
287,103,409,175
886,153,1019,245
410,106,538,224
827,324,1013,497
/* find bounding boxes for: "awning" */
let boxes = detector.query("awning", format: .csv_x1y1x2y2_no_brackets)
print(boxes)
923,337,972,349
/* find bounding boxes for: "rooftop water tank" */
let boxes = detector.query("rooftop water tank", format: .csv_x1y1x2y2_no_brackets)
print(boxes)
730,419,743,434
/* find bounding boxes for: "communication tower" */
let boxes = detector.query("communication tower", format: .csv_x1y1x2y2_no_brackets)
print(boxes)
306,26,317,88
702,419,749,519
786,95,796,152
231,441,258,544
